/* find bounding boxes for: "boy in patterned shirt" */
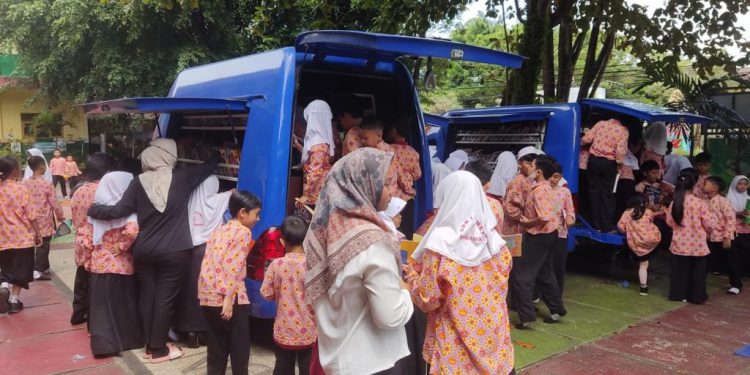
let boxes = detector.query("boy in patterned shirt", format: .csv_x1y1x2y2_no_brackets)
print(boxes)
198,191,261,375
703,176,736,281
514,155,567,329
693,152,712,200
22,156,64,281
261,216,317,375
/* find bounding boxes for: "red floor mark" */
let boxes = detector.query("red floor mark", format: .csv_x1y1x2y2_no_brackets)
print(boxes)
596,320,749,374
521,345,674,375
66,362,126,375
0,303,82,342
705,286,750,312
0,329,111,375
655,302,750,343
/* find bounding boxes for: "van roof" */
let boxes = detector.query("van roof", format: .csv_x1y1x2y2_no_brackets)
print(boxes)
580,98,711,125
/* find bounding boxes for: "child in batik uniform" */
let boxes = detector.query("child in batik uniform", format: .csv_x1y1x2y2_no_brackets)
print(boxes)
261,216,317,375
502,146,540,235
22,156,64,281
297,100,335,210
198,191,261,375
618,195,661,296
0,157,42,314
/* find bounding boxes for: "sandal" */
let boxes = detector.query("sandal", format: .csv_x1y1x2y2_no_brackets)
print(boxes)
149,343,184,364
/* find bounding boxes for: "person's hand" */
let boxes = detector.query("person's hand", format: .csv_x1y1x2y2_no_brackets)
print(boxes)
723,238,732,250
399,279,410,290
111,244,122,257
295,196,309,208
743,210,750,218
402,262,418,282
292,136,304,152
221,295,234,320
34,234,42,247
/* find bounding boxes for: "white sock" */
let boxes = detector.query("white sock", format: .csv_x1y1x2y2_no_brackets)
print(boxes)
34,271,41,279
550,313,561,321
9,294,19,303
0,282,8,289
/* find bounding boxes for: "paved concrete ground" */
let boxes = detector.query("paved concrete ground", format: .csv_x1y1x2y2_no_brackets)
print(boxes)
2,193,749,374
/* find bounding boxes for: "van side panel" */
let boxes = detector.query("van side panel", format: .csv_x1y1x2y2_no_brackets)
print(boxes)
541,104,581,194
166,47,298,238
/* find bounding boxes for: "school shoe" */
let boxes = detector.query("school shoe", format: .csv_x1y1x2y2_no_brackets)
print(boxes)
727,287,741,295
543,313,562,324
8,301,24,314
639,285,649,296
34,271,52,281
0,287,9,314
515,322,532,330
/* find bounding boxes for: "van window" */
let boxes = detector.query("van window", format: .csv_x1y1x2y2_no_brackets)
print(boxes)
166,111,248,192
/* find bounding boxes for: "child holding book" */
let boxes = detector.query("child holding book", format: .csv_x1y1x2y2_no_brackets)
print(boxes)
261,216,317,375
0,157,42,314
198,191,261,375
618,195,661,296
22,156,64,281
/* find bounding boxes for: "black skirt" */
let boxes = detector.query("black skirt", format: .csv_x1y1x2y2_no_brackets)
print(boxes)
0,247,34,289
89,273,143,356
173,243,207,333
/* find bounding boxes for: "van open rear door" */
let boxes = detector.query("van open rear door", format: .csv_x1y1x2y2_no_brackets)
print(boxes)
579,99,711,125
295,30,525,68
83,97,249,115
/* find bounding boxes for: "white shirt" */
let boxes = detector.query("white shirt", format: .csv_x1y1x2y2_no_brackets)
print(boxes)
314,240,414,375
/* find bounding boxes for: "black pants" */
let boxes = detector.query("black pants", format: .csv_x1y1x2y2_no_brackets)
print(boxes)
34,236,52,273
136,250,190,358
708,241,729,275
615,178,636,221
578,169,591,223
587,156,618,230
53,175,67,197
512,232,566,323
203,304,250,375
534,237,568,301
71,266,90,325
669,254,708,304
729,234,750,290
273,344,311,375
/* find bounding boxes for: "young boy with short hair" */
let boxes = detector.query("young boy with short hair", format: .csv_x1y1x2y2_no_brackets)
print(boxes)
513,155,566,329
704,176,737,281
636,160,664,208
49,149,68,197
693,152,712,199
549,166,575,296
384,126,422,202
261,216,317,375
502,146,539,235
22,156,64,281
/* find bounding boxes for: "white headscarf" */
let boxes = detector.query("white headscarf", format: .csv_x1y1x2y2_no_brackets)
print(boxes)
728,175,750,212
302,100,336,163
663,155,692,185
445,150,469,171
644,122,668,156
431,161,452,208
89,172,137,246
412,171,505,266
624,150,640,170
487,151,517,197
377,197,407,239
188,175,232,246
24,148,53,182
139,138,178,213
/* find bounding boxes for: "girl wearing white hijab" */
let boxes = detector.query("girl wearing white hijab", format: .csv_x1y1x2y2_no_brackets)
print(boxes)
87,171,142,356
378,197,407,241
404,171,514,375
23,148,53,182
727,175,750,295
663,155,692,186
175,176,232,344
297,100,336,209
487,151,518,199
87,138,218,363
444,149,469,171
641,122,668,175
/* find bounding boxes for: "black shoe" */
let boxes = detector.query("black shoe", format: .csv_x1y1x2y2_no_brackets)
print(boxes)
639,286,649,296
515,322,531,330
8,301,24,314
35,274,52,281
187,332,202,349
0,287,9,314
543,313,562,324
70,312,88,325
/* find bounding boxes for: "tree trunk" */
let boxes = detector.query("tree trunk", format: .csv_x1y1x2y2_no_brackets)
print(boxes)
542,4,555,100
577,16,602,100
588,30,616,98
507,0,551,105
555,0,575,102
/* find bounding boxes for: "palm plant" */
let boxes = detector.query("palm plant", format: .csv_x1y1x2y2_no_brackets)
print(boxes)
634,63,750,175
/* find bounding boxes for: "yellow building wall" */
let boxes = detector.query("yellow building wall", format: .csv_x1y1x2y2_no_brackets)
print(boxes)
0,87,88,142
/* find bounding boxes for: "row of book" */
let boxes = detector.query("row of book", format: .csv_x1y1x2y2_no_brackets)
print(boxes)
455,124,544,143
176,138,241,177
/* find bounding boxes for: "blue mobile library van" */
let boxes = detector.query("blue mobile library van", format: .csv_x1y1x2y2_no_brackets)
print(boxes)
424,99,710,250
83,30,525,318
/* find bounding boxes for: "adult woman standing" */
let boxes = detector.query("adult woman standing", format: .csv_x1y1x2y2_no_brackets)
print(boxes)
305,148,414,375
88,138,217,363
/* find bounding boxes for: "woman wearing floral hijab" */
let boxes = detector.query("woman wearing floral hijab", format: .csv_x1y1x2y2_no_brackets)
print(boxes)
305,148,414,375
